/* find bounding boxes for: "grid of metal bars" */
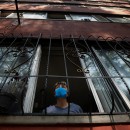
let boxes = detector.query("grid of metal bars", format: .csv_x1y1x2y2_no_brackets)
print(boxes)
0,34,130,116
0,33,40,114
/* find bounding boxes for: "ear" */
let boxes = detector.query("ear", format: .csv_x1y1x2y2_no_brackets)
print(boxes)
66,90,69,97
54,88,56,96
54,90,56,96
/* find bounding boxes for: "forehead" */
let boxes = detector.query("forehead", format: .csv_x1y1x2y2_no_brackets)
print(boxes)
54,82,68,89
55,81,66,86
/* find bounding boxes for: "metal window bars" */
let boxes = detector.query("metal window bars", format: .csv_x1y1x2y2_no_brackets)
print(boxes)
0,33,130,116
0,33,41,114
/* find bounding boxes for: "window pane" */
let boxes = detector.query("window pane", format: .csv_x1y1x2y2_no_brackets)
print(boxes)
82,52,126,112
65,15,72,20
81,42,130,112
70,14,97,21
6,13,47,19
93,15,110,22
23,13,47,19
107,17,130,23
47,13,66,19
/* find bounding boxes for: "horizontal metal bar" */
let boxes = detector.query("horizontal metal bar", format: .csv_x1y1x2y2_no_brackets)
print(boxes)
1,111,130,116
0,75,130,78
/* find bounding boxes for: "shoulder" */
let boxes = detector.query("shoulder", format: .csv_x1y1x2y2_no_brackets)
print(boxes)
70,103,81,108
47,105,56,111
70,103,83,113
42,105,55,113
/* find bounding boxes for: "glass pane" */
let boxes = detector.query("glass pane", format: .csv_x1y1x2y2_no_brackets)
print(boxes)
93,15,110,22
107,17,130,23
82,47,130,112
23,13,47,19
6,13,47,19
71,14,97,21
65,15,72,20
0,47,33,97
83,54,113,112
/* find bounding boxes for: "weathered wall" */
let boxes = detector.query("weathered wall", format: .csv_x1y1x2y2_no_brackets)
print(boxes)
1,19,130,39
1,3,130,15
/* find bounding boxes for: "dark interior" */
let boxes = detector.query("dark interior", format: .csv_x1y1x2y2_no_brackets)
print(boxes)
47,13,66,19
33,39,98,113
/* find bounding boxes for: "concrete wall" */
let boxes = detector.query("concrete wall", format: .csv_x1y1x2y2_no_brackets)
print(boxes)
1,19,130,39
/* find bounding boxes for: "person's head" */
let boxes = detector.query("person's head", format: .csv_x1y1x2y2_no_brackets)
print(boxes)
54,81,68,98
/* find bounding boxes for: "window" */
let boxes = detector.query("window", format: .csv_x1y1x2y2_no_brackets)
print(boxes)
107,17,130,23
6,12,47,19
47,13,66,20
2,10,130,24
0,11,12,18
0,35,130,115
80,47,130,112
33,36,130,114
70,14,97,21
93,15,110,22
0,36,41,114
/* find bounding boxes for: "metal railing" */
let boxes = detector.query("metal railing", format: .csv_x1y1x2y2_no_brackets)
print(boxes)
0,33,130,117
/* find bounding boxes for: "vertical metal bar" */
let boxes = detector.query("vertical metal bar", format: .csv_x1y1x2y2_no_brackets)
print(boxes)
24,46,41,113
14,0,20,25
71,36,93,116
61,34,70,115
27,33,42,75
95,39,130,95
79,53,104,112
106,39,130,69
0,37,8,44
0,34,32,92
114,40,128,53
92,38,130,111
0,37,18,61
110,93,115,114
23,33,42,112
81,35,116,112
44,34,51,115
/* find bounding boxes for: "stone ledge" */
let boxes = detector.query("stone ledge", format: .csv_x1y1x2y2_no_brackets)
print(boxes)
0,115,130,125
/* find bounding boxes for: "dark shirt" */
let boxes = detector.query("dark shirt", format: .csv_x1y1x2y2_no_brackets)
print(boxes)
43,103,83,114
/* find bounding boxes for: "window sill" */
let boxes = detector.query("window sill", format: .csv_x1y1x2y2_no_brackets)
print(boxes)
0,114,130,125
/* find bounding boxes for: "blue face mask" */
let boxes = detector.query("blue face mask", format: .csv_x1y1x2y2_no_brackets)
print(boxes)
55,86,68,98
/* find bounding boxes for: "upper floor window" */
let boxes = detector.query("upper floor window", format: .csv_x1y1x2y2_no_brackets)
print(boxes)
47,13,66,20
93,15,110,22
6,12,47,19
69,14,97,21
0,11,11,18
1,11,130,24
107,17,130,23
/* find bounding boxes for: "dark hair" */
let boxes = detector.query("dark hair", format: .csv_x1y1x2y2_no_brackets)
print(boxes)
54,81,68,89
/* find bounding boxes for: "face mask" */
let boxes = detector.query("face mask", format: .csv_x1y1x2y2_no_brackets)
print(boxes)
55,85,68,98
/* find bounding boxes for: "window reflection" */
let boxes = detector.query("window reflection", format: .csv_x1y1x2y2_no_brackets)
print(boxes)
82,47,130,112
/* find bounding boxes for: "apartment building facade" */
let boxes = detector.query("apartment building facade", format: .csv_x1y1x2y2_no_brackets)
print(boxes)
0,0,130,130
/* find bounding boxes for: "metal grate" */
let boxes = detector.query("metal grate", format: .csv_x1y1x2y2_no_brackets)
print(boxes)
0,34,130,116
0,33,41,114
